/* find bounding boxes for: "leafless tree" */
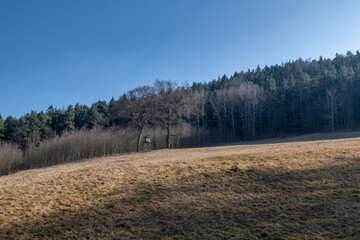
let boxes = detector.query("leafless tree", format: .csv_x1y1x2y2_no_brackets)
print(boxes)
238,81,265,139
154,80,187,148
184,89,208,130
326,87,338,132
226,88,238,139
209,89,230,130
111,86,155,152
208,80,265,140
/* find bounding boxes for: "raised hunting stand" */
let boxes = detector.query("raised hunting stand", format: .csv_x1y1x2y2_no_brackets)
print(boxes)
143,136,151,151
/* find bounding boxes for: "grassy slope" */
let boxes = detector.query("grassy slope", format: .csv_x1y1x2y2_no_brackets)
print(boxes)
1,132,360,239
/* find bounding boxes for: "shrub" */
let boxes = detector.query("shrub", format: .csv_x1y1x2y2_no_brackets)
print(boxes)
0,126,208,176
0,142,23,175
24,127,138,168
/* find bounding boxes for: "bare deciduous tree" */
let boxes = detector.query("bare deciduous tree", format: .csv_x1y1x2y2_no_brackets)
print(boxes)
208,79,265,140
112,86,155,152
209,90,228,129
326,87,338,132
237,81,265,139
154,80,187,148
184,89,208,130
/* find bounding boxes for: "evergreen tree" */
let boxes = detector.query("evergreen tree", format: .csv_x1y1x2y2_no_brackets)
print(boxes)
0,115,4,139
74,103,89,129
2,50,360,151
87,103,108,128
4,116,18,142
64,105,75,133
37,111,54,140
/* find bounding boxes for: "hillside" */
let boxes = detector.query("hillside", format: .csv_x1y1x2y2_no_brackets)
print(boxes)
3,52,360,176
1,132,360,239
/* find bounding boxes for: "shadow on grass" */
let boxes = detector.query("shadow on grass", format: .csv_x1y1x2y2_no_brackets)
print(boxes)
206,130,360,148
1,157,360,239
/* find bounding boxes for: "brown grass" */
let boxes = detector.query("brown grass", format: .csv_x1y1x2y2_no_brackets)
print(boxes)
1,131,360,239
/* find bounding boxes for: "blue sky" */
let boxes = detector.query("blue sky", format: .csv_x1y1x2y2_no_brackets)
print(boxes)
1,0,360,118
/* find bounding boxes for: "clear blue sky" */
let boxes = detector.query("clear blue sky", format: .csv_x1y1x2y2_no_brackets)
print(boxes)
1,0,360,118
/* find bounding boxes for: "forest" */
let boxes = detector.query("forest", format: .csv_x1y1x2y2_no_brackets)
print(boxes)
1,50,360,175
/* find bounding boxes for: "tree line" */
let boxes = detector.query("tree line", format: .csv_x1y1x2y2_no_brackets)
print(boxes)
1,50,360,174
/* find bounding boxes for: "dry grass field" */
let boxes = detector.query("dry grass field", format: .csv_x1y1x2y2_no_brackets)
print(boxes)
1,132,360,239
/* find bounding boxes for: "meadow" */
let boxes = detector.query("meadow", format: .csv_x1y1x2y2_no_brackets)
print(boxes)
1,132,360,239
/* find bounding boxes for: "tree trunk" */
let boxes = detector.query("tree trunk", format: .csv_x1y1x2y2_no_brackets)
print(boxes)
252,104,256,140
299,88,303,132
231,102,235,140
166,127,171,149
136,127,143,152
259,102,263,137
331,105,334,132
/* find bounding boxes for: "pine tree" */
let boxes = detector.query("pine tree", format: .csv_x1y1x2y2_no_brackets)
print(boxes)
0,115,4,139
64,105,75,133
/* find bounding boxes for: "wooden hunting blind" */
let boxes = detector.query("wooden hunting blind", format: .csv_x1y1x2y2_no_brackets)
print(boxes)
144,136,151,143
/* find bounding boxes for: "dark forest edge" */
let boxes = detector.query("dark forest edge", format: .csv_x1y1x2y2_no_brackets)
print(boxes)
1,50,360,175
